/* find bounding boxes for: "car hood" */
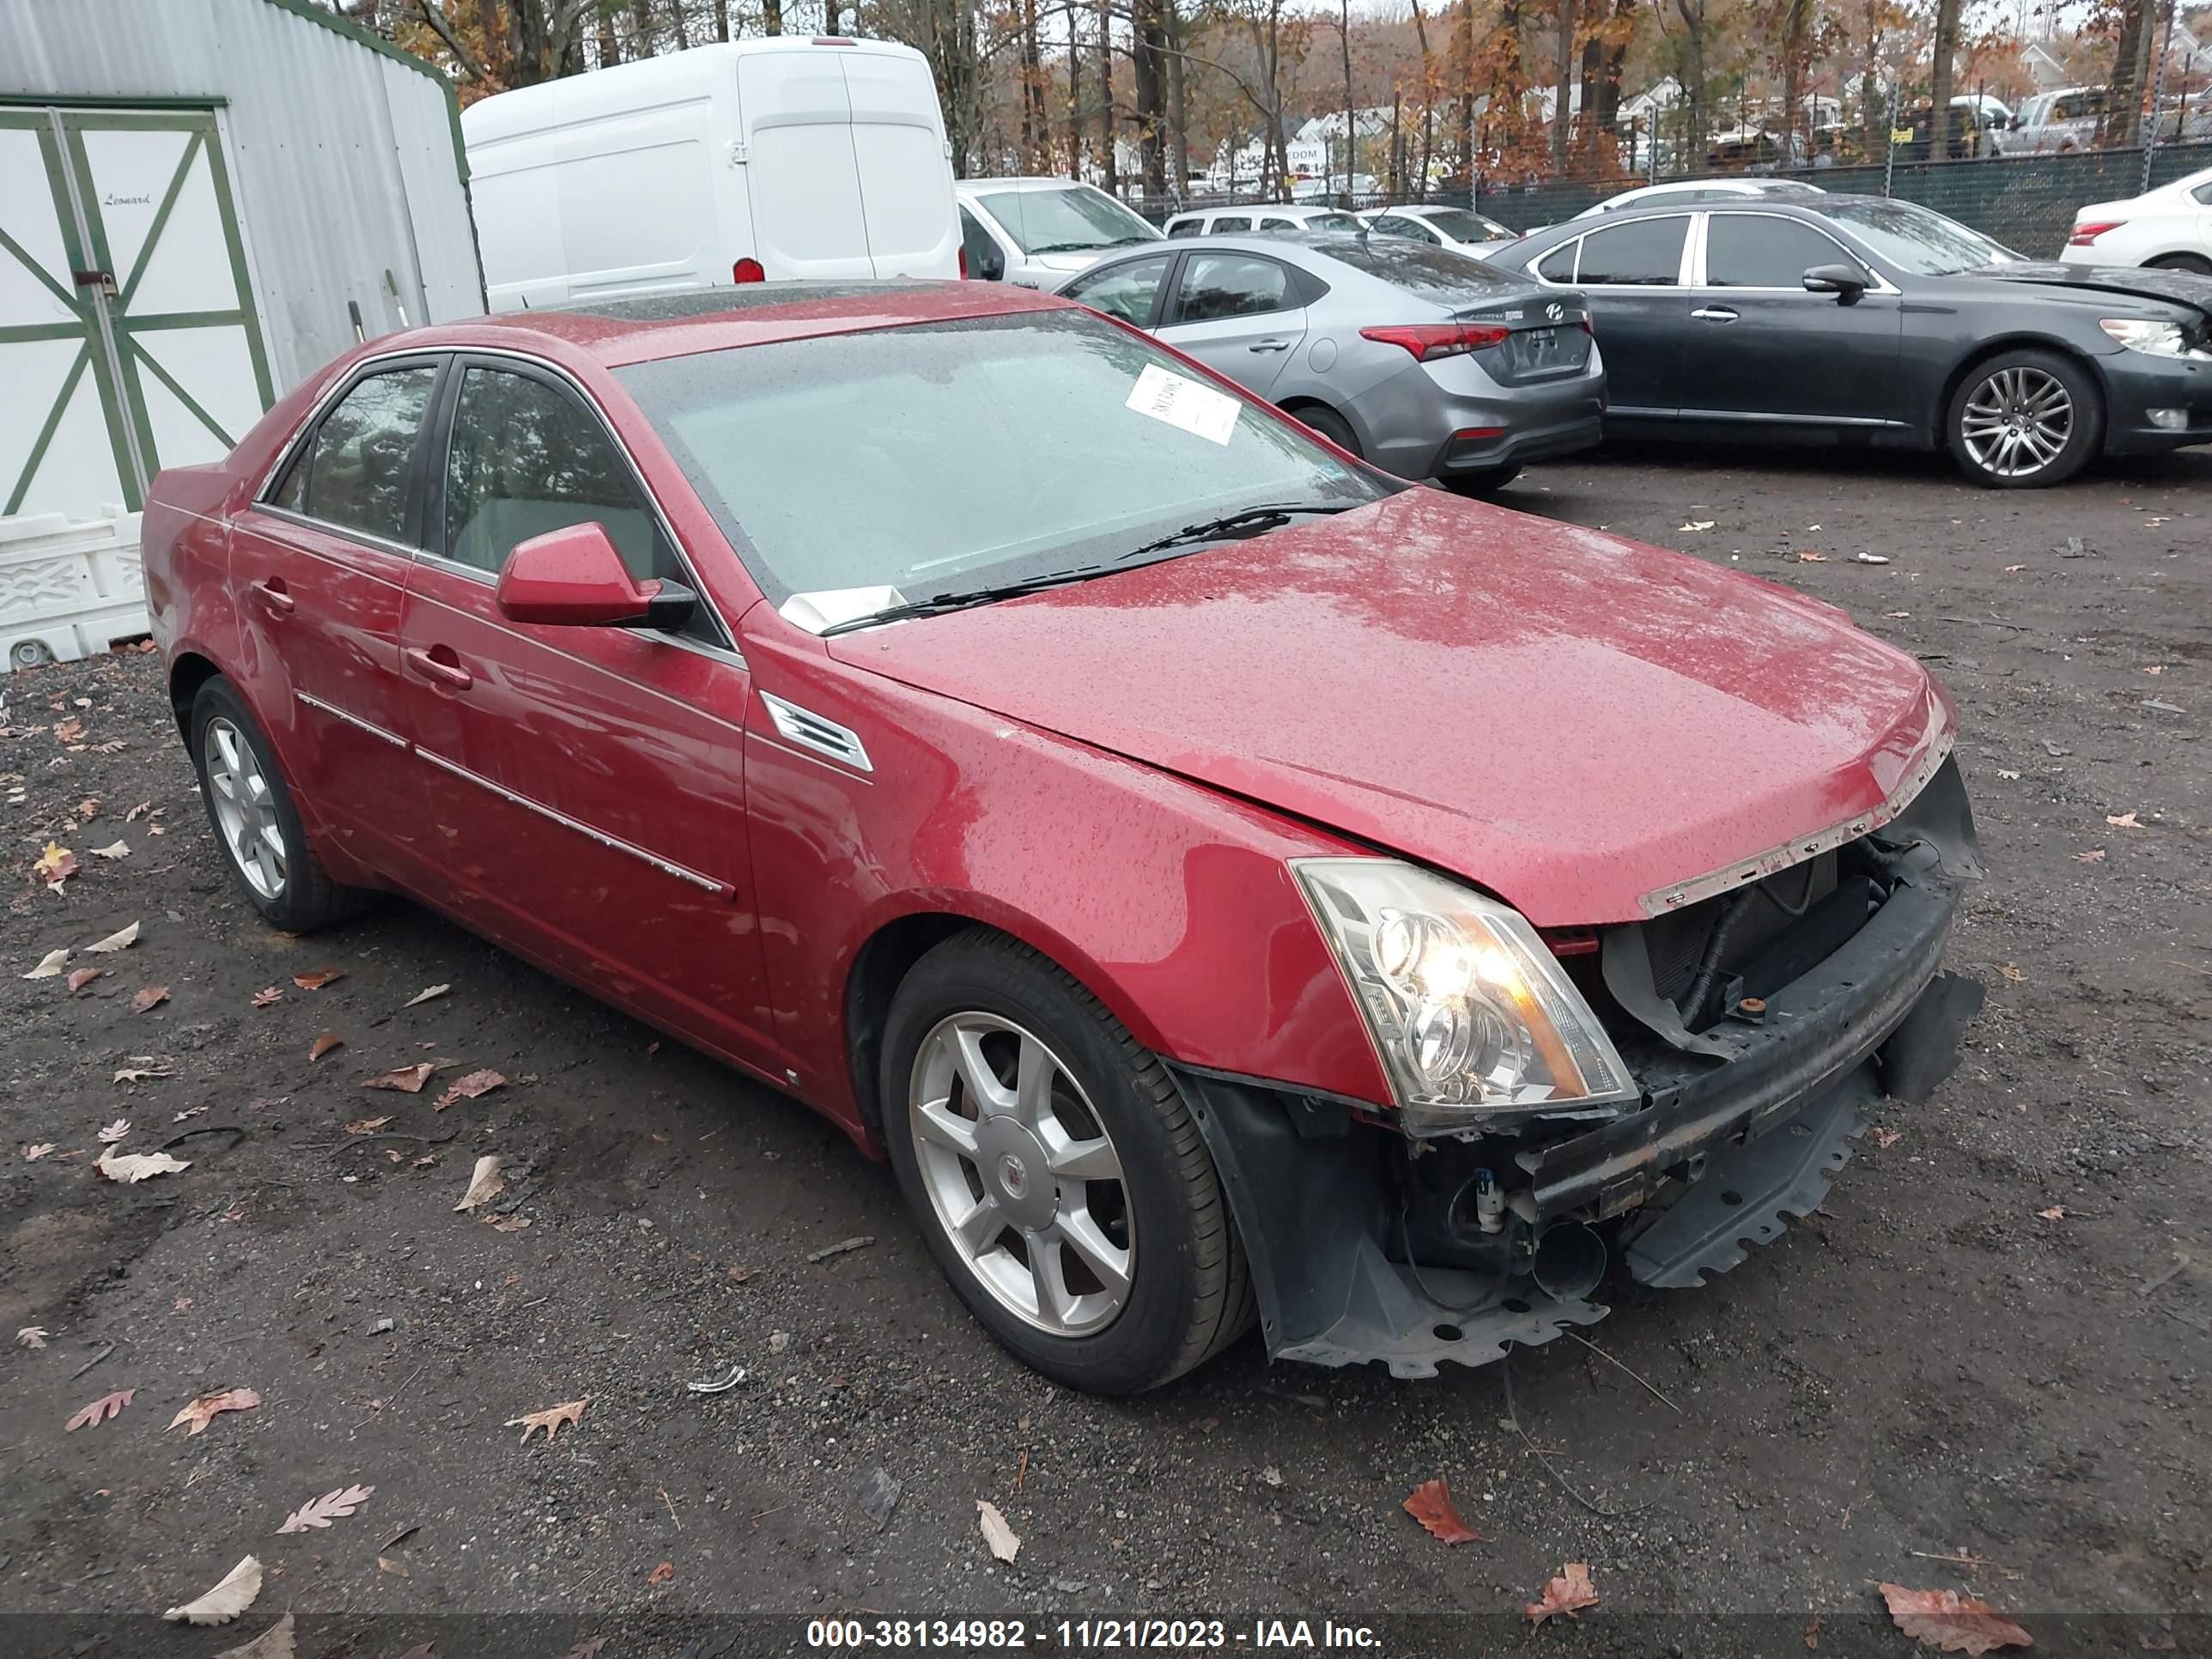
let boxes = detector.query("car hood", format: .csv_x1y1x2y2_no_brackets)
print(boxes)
827,489,1948,926
1966,260,2212,319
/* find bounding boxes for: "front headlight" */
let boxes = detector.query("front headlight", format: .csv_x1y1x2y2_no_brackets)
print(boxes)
2100,318,2212,360
1292,859,1638,1132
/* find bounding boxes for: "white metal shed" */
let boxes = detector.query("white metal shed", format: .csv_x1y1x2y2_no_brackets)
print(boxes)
0,0,483,666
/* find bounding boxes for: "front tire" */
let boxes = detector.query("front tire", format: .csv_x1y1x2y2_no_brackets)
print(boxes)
189,677,362,932
879,930,1254,1393
1946,349,2102,489
1290,403,1362,458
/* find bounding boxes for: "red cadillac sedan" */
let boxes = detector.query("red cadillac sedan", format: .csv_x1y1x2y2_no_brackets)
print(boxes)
143,283,1983,1394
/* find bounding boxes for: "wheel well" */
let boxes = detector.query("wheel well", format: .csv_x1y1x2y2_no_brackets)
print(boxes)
1931,338,2101,447
1276,397,1359,455
168,652,222,742
843,912,987,1133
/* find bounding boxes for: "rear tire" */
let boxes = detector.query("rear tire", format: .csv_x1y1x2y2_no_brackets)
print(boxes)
879,929,1254,1394
189,677,364,933
2148,252,2212,276
1444,464,1523,497
1945,348,2102,489
1289,403,1361,458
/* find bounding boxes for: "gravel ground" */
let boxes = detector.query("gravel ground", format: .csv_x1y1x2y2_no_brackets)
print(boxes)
2,441,2208,1659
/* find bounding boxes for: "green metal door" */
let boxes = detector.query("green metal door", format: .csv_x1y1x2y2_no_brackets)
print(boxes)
0,105,273,516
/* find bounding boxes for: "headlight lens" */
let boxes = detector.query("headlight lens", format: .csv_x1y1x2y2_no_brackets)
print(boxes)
1292,858,1638,1131
2100,318,2212,360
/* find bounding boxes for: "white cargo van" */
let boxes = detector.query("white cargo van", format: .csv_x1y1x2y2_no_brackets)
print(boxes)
462,38,961,311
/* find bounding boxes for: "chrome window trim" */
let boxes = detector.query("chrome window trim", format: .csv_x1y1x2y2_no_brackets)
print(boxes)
253,501,426,562
1533,212,1695,289
295,690,408,747
1691,210,1901,295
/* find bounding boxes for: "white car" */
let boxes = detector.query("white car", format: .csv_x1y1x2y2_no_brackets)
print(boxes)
1163,204,1364,238
2003,88,2106,155
957,177,1163,289
2063,167,2212,276
1569,177,1826,220
1356,204,1519,255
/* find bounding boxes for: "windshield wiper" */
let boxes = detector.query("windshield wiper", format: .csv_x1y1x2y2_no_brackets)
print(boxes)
1027,240,1110,255
817,503,1359,638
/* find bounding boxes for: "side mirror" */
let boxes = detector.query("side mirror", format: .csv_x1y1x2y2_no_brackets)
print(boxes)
978,242,1006,282
495,522,696,629
1802,262,1869,302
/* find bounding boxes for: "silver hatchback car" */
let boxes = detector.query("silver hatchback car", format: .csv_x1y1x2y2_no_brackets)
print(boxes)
1059,233,1604,493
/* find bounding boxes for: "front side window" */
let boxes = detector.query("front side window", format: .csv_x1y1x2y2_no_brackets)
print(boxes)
1577,216,1687,284
1063,253,1172,326
615,310,1388,612
1705,214,1858,288
294,364,440,544
973,185,1157,255
1176,252,1292,322
959,209,1002,278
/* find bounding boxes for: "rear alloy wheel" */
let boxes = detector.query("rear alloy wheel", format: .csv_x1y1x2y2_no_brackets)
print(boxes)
1948,349,2101,488
189,677,363,932
2148,252,2212,276
880,930,1254,1393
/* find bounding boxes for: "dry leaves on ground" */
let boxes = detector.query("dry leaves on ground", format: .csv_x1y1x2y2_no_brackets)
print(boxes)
343,1115,392,1137
67,966,103,993
292,968,346,990
1872,1127,1904,1149
86,921,140,952
1877,1584,2033,1654
91,840,129,859
16,1326,47,1348
454,1154,506,1212
647,1563,675,1585
1999,964,2027,984
506,1399,588,1444
1796,550,1831,562
1401,1479,1481,1545
1525,1563,1600,1626
365,1062,435,1094
2075,848,2107,865
96,1118,131,1143
435,1068,506,1110
23,1143,57,1161
308,1032,343,1061
214,1612,295,1659
64,1389,136,1431
131,985,169,1013
94,1147,190,1182
113,1065,173,1083
276,1483,374,1534
2039,1206,2067,1221
251,987,283,1008
404,983,451,1007
168,1388,262,1437
34,842,78,889
164,1555,263,1624
977,1498,1021,1563
2106,811,2142,830
22,947,70,979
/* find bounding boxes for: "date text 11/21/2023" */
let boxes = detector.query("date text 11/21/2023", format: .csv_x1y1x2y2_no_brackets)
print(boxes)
804,1618,1385,1650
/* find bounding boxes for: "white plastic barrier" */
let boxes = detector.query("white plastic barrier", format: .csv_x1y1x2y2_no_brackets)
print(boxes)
0,507,149,672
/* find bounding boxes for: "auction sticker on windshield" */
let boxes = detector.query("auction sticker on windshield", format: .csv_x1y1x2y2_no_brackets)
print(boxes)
1127,363,1242,445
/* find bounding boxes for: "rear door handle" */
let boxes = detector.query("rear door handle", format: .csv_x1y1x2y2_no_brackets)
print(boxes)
1249,338,1293,352
1691,307,1739,323
404,645,473,691
247,578,294,617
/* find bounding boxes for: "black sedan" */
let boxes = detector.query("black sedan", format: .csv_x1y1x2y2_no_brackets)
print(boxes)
1483,194,2212,487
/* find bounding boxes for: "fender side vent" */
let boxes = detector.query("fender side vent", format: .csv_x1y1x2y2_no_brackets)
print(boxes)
759,693,872,773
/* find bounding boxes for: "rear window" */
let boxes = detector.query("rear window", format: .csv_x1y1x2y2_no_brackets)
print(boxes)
1322,238,1516,301
1425,209,1509,241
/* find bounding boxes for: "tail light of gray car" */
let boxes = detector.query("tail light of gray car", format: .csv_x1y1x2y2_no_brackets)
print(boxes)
1359,321,1513,362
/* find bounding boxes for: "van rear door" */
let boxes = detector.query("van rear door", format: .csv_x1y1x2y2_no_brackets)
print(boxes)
840,48,961,279
737,49,872,281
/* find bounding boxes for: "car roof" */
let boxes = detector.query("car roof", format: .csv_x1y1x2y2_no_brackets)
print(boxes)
379,281,1070,369
961,176,1093,193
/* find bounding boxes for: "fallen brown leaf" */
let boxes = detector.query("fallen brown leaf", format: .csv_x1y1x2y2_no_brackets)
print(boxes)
131,985,169,1013
308,1032,343,1061
365,1062,435,1094
94,1147,190,1182
34,841,78,888
1999,963,2026,984
404,983,451,1007
435,1068,507,1110
2106,811,2142,830
251,987,283,1008
113,1066,173,1083
2039,1206,2066,1220
213,1611,295,1659
22,947,70,979
343,1115,393,1137
91,840,129,860
164,1554,263,1624
727,1266,757,1284
23,1143,58,1161
276,1482,374,1534
1401,1478,1481,1545
1796,550,1829,562
976,1498,1020,1563
86,921,140,952
2075,848,2106,864
1806,1615,1822,1650
455,1154,506,1212
67,966,104,993
1877,1583,2033,1654
97,1117,131,1143
1525,1562,1600,1626
16,1326,47,1347
488,1215,532,1232
506,1398,587,1444
376,1556,411,1579
65,1388,136,1431
53,718,82,741
647,1562,675,1585
1872,1127,1904,1149
292,968,346,990
168,1388,262,1437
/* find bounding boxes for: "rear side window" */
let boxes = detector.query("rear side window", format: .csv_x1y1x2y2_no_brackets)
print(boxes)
1064,253,1172,326
1210,216,1251,233
1536,242,1578,282
1706,214,1855,288
1165,217,1202,238
295,365,440,544
1324,236,1515,299
1259,216,1296,231
2194,181,2212,205
1176,252,1292,322
1577,217,1687,284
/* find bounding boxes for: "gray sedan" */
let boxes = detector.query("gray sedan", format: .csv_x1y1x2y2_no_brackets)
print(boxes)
1057,233,1605,494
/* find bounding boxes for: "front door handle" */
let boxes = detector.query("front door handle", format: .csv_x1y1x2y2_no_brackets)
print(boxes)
247,578,294,618
1691,307,1740,323
1249,338,1293,352
404,645,473,691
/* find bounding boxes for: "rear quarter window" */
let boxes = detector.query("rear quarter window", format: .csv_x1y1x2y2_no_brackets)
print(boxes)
1322,238,1516,301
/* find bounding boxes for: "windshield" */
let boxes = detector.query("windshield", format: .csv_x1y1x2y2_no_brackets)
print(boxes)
1821,199,2024,274
1425,209,1510,241
614,310,1386,617
1323,237,1518,300
975,185,1159,254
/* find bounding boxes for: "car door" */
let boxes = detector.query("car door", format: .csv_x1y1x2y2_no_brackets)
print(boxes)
1060,252,1174,327
1534,214,1694,416
1157,249,1308,395
228,357,441,871
1674,211,1905,427
395,355,780,1068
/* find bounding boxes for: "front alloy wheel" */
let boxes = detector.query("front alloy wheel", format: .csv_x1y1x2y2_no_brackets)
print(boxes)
1948,349,2100,488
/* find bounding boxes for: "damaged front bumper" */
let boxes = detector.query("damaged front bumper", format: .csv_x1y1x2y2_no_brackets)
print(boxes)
1174,761,1984,1379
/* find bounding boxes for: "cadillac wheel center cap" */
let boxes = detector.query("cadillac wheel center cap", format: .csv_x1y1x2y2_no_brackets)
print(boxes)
973,1114,1059,1231
1000,1154,1028,1196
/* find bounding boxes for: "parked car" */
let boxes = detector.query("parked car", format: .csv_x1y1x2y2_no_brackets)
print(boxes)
1485,195,2212,486
462,38,960,307
1357,204,1520,255
2063,166,2212,276
1059,232,1603,493
143,280,1982,1391
1164,204,1364,237
956,177,1162,289
2002,87,2106,155
1568,177,1826,219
